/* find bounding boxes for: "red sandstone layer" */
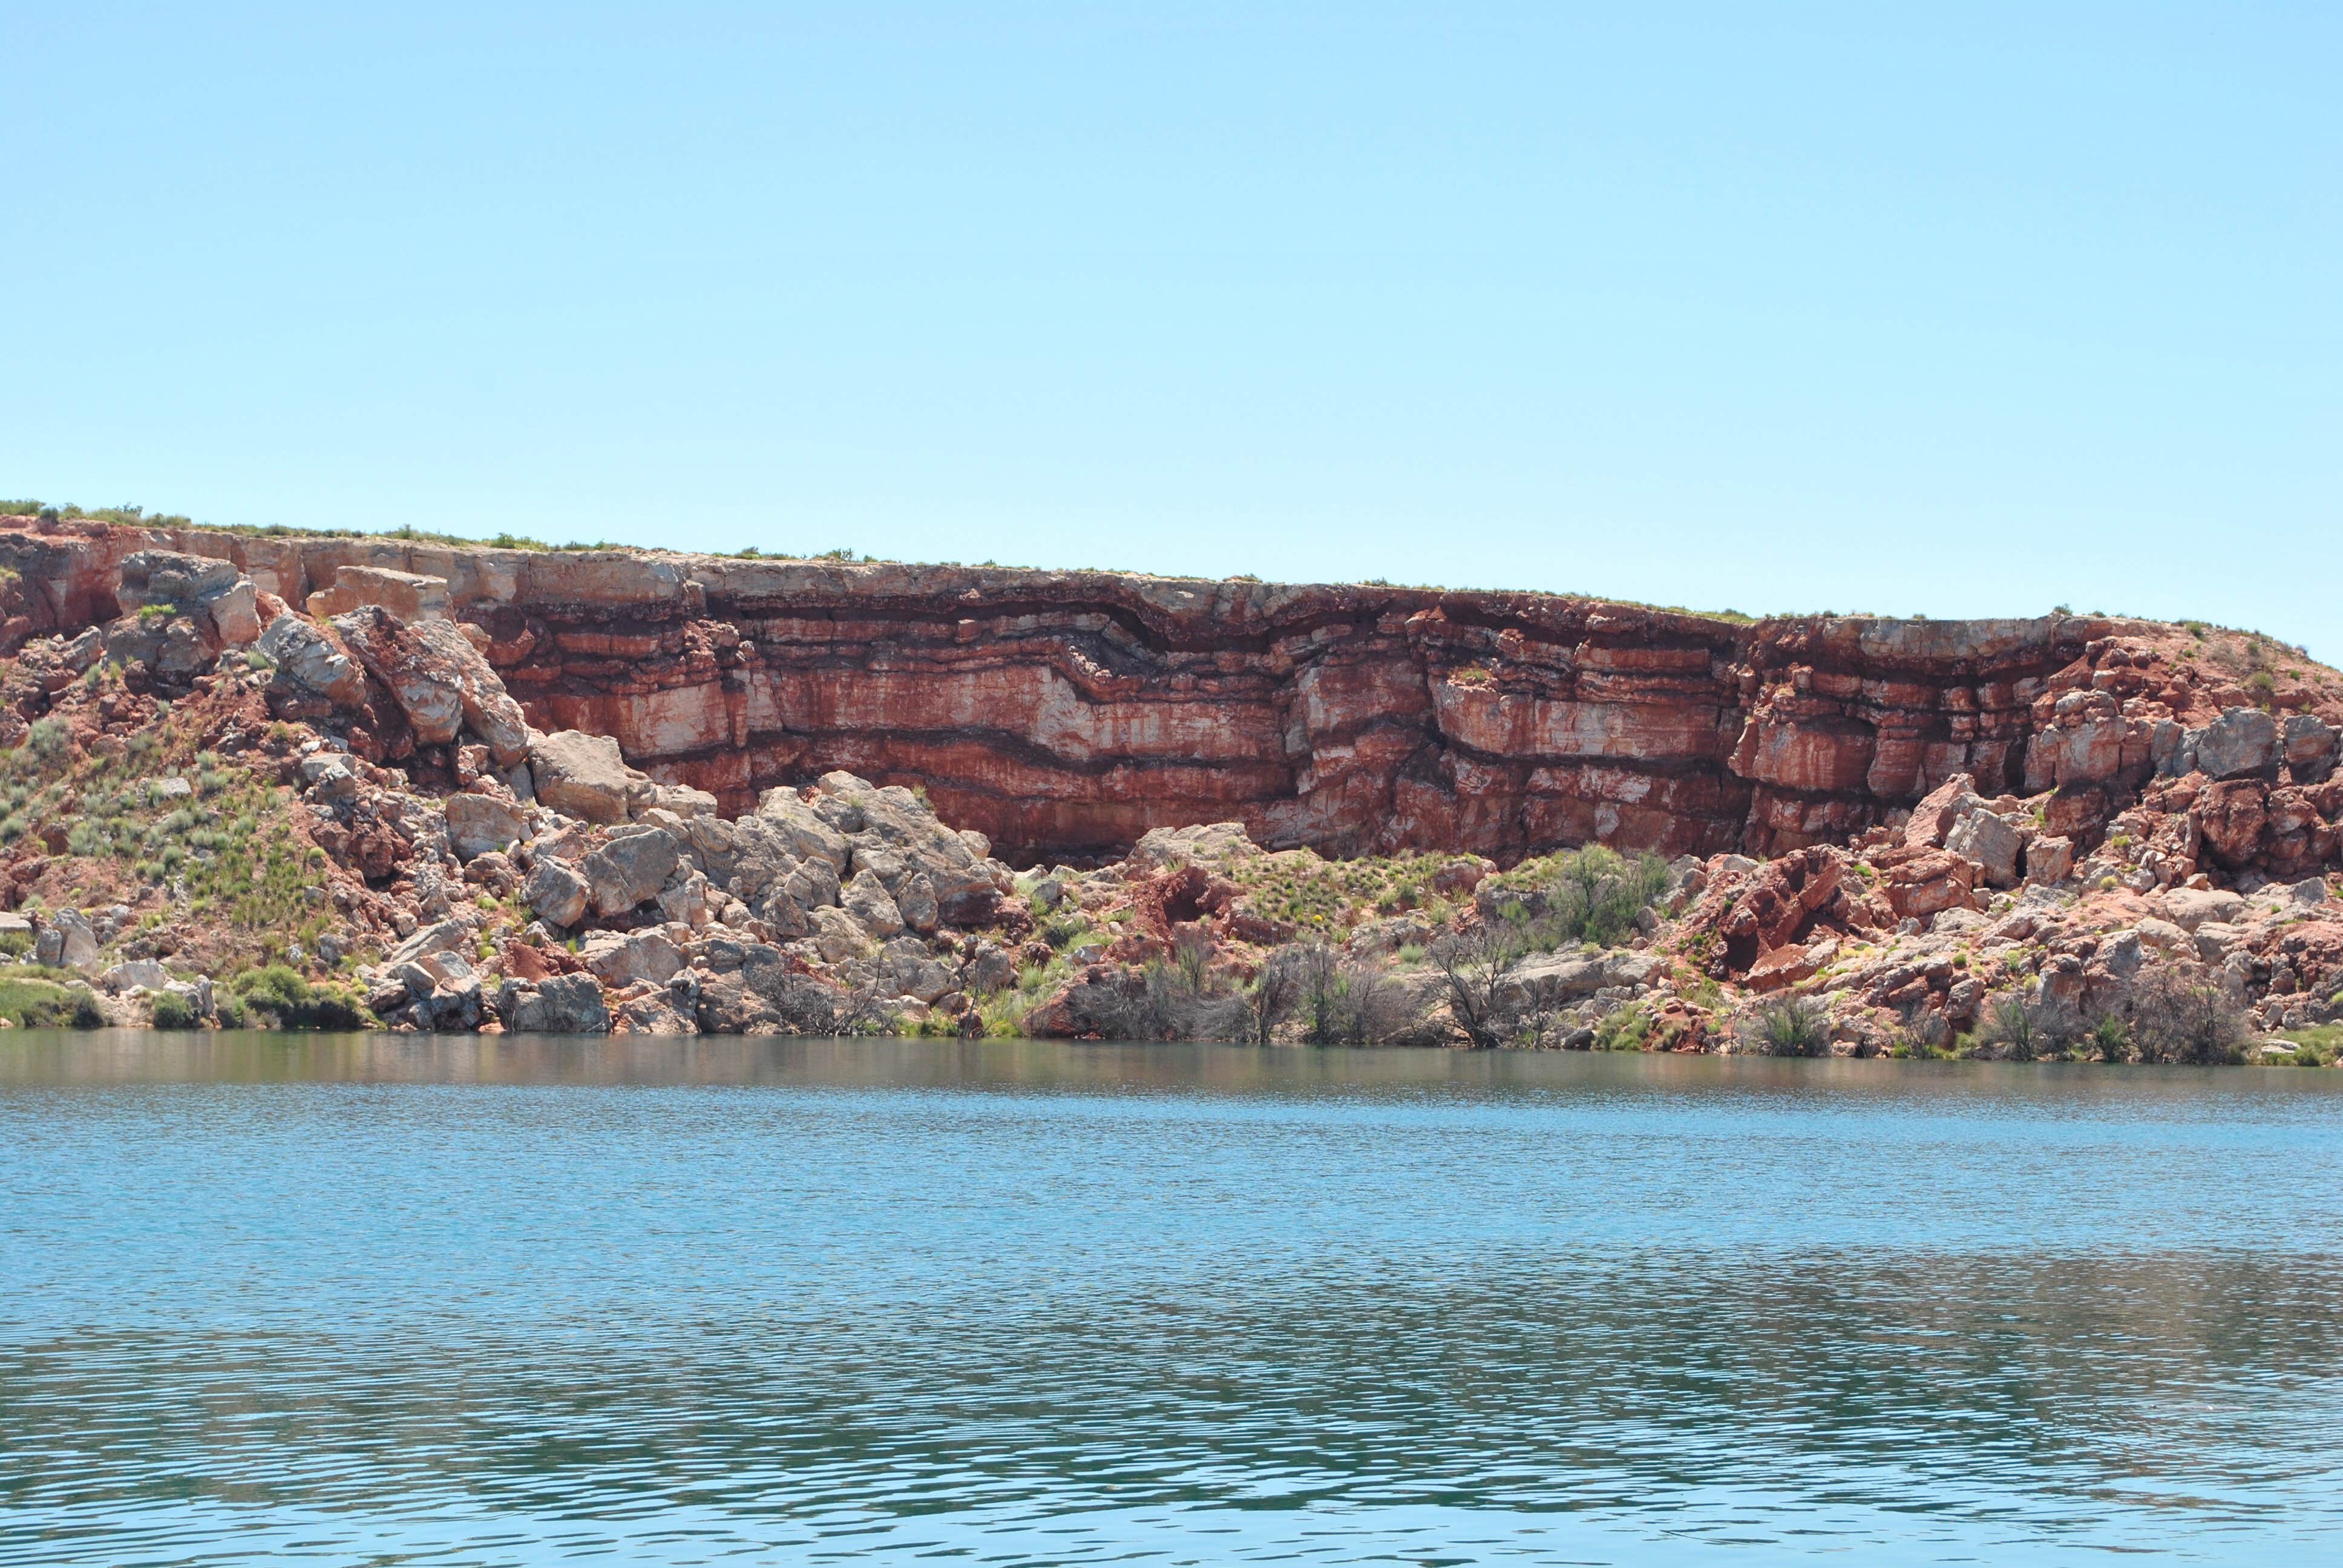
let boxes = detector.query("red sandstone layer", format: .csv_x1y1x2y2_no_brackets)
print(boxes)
4,515,2330,864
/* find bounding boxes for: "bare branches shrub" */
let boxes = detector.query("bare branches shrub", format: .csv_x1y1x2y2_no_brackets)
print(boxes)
2123,964,2249,1065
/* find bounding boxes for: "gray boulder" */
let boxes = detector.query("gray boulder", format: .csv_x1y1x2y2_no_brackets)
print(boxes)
2284,714,2338,780
257,613,367,705
1945,808,2025,889
101,958,171,992
580,928,685,988
385,918,471,969
753,787,851,871
522,856,590,928
582,826,680,916
530,730,654,825
407,618,532,766
2189,708,2278,780
812,773,1000,923
35,910,99,969
444,792,529,861
117,550,261,646
330,606,464,743
496,972,611,1034
842,868,905,938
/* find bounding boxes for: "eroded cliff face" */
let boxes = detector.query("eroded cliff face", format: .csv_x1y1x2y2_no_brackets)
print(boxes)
4,516,2330,865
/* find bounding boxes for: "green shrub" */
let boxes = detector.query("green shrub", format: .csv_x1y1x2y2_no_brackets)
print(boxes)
1748,995,1832,1057
148,990,201,1030
23,717,70,761
231,964,373,1030
1593,1004,1655,1052
0,976,105,1028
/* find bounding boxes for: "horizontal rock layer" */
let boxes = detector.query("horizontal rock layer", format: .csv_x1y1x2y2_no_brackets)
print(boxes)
0,517,2308,863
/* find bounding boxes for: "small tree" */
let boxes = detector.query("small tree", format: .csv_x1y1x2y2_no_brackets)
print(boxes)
1978,993,2043,1061
1429,920,1528,1048
2126,965,2249,1065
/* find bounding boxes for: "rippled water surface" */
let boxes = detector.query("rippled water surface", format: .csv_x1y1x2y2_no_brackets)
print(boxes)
3,1032,2341,1566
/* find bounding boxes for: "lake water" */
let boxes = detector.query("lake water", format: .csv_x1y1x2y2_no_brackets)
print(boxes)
2,1032,2339,1567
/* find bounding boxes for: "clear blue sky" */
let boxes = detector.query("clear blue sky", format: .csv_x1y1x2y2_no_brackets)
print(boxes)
4,5,2335,648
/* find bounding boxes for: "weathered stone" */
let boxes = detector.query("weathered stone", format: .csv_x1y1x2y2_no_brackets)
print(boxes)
522,855,591,927
580,928,685,988
2283,714,2338,780
385,918,470,968
332,605,464,743
2163,887,2245,931
531,730,654,825
1902,774,1981,850
101,958,170,992
2024,835,2074,884
36,910,98,969
581,826,680,916
496,972,610,1034
841,867,905,937
306,564,450,624
2189,708,2278,780
444,792,529,861
408,618,532,766
1129,821,1261,871
1876,848,1978,919
257,613,367,705
809,904,871,962
753,787,851,871
1945,807,2024,889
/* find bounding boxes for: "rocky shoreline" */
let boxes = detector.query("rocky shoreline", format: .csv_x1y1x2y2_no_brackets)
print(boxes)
0,512,2339,1063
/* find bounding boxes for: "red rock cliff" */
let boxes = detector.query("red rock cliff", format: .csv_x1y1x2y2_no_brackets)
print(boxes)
5,516,2328,864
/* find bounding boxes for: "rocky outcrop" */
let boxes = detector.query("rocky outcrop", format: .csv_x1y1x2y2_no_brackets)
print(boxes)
5,515,2341,874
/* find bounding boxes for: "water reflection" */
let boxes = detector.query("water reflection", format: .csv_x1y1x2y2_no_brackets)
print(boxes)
1,1033,2337,1565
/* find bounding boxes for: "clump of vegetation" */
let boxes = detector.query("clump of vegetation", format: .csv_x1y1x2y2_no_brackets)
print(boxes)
229,965,373,1031
1484,845,1671,950
2123,967,2250,1066
148,989,202,1030
0,976,105,1028
1976,993,2046,1061
1745,995,1832,1057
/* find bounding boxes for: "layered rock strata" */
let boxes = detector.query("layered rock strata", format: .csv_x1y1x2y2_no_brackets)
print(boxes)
4,515,2336,868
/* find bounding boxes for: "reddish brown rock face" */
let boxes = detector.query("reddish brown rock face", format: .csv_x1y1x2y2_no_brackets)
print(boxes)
11,515,2330,867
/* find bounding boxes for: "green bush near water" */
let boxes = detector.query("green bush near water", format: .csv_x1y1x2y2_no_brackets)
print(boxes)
0,976,105,1028
230,965,373,1031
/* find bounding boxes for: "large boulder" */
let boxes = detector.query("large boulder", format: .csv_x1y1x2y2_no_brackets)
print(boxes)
2189,708,2278,780
753,787,851,871
521,855,591,927
1129,821,1261,872
257,613,368,706
306,565,450,624
579,928,685,988
1945,806,2024,889
811,773,1001,923
332,606,464,743
101,957,171,993
531,730,654,825
694,950,844,1035
1874,847,1979,919
404,619,531,766
496,972,611,1034
116,550,261,647
444,792,529,861
2023,834,2075,885
1902,774,1981,849
34,910,99,969
841,867,905,937
2283,715,2338,781
581,825,679,916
